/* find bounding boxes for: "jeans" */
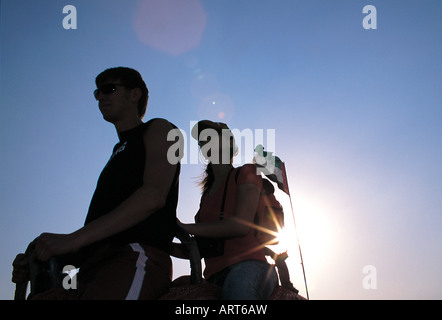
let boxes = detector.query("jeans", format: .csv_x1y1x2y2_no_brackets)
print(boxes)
207,260,278,300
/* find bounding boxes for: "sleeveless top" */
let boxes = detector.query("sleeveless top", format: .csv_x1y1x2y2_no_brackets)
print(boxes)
84,118,180,252
195,164,266,279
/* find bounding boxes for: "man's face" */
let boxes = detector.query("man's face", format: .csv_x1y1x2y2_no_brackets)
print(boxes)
95,79,134,123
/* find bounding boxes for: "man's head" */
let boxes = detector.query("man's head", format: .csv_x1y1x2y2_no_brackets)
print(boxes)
95,67,149,119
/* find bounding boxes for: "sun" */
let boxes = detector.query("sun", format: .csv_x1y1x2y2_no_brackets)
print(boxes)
266,191,335,297
268,192,331,254
232,188,335,298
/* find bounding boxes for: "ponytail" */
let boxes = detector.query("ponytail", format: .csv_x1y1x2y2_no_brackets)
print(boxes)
200,163,214,194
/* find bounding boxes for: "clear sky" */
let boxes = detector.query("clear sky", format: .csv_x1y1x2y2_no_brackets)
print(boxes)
1,0,441,300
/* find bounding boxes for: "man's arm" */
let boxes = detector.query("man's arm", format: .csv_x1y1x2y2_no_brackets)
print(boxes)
34,119,181,261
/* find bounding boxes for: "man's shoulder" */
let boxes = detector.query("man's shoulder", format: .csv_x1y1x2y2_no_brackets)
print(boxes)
142,118,182,148
143,118,178,135
145,117,174,129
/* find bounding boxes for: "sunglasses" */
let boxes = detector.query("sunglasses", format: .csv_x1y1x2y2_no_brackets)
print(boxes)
93,83,126,100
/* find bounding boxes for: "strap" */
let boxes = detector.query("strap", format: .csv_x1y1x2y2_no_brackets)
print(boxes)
219,168,234,220
234,167,241,183
196,167,234,222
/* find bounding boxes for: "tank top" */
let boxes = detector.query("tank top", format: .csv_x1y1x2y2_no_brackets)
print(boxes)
84,118,180,252
196,164,266,279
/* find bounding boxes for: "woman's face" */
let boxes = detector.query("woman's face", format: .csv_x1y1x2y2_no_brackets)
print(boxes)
198,131,235,164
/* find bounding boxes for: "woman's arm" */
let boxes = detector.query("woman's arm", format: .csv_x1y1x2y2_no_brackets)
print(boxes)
180,183,261,238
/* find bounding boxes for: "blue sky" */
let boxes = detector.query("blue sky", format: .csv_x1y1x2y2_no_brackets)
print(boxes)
1,0,441,299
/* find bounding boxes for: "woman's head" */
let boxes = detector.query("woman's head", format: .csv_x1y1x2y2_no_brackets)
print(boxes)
192,120,238,193
191,120,238,165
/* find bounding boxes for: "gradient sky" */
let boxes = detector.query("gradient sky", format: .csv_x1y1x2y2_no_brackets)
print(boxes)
1,0,441,300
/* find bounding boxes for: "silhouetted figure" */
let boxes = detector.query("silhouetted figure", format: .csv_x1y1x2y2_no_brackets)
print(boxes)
178,120,278,300
12,67,181,299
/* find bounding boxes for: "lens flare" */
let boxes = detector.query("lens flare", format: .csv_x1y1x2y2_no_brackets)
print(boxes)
198,93,235,122
133,0,207,56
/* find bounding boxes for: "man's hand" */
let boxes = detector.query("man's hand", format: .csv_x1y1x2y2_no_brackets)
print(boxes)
34,233,79,262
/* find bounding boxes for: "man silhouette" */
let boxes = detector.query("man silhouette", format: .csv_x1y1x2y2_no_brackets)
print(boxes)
12,67,182,299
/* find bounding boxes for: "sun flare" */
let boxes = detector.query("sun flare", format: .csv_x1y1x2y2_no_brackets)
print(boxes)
265,191,335,296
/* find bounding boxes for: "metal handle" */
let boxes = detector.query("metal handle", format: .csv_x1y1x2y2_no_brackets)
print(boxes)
174,225,203,284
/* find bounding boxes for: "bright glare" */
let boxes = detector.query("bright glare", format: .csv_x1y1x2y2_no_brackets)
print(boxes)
267,191,335,295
